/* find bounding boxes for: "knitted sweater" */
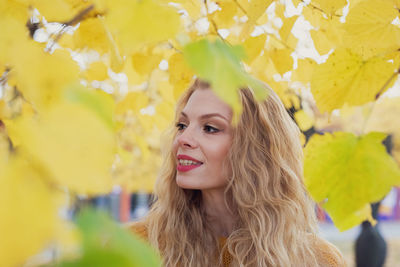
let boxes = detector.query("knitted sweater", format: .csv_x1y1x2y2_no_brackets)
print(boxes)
127,221,346,267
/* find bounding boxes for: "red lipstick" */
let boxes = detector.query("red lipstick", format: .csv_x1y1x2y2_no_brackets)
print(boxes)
177,154,203,172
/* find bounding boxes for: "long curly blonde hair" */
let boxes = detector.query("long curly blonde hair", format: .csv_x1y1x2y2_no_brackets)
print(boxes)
143,79,322,266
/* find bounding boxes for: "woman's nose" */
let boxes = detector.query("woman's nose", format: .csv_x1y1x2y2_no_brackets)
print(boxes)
177,126,198,148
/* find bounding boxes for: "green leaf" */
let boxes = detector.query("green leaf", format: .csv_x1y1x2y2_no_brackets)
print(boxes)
304,132,400,231
183,39,268,121
59,208,160,267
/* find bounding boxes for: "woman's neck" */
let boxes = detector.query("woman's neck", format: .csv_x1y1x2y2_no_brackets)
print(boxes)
201,189,235,237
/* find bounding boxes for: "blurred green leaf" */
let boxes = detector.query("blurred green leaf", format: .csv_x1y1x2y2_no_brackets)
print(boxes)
183,39,267,121
59,208,160,267
304,132,400,231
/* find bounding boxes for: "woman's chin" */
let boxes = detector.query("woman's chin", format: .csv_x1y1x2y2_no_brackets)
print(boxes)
176,176,201,190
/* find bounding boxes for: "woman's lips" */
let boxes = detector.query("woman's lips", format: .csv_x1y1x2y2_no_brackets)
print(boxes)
177,163,202,172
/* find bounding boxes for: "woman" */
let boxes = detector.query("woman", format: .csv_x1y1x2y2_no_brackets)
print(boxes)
129,79,345,266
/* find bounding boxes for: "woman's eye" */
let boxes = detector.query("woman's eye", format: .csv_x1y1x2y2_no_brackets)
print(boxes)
204,125,219,133
176,123,187,131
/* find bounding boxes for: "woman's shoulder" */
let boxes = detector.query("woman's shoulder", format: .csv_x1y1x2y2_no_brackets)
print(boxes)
124,220,149,241
308,233,347,267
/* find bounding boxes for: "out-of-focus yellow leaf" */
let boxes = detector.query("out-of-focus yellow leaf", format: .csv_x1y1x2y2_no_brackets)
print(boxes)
84,61,109,81
131,49,163,76
168,52,194,100
311,49,396,112
292,58,317,84
0,130,9,165
344,0,400,53
242,34,266,64
304,132,400,230
279,15,298,44
8,101,116,195
74,17,109,53
0,16,31,65
0,156,61,267
267,48,293,75
12,45,80,111
240,0,274,39
294,109,314,131
0,0,30,21
302,4,325,28
210,0,237,28
310,0,347,16
310,29,333,55
115,91,149,115
32,0,76,21
106,0,180,55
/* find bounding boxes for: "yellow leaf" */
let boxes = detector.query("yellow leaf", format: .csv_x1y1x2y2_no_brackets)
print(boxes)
344,0,400,53
0,156,61,267
294,109,314,131
84,61,109,81
310,29,334,55
115,91,149,115
242,34,267,64
0,16,31,66
105,0,180,55
32,0,77,21
210,0,238,29
131,49,163,76
239,0,274,39
74,17,109,53
168,52,194,100
247,0,274,23
310,0,347,16
310,17,343,55
279,15,299,44
304,132,400,230
12,45,80,111
302,4,325,28
311,49,396,112
267,48,294,75
9,102,116,195
292,58,317,84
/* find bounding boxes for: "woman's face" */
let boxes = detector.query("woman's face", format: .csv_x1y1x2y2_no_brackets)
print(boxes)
173,88,233,192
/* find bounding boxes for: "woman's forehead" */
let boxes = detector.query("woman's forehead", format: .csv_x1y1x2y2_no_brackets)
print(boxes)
182,89,233,120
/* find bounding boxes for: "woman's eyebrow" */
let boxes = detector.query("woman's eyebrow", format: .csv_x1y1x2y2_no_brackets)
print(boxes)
180,111,229,122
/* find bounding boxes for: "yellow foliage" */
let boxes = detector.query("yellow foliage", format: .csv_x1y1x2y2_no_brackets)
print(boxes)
292,58,317,84
294,109,314,131
131,49,163,76
12,45,80,111
311,49,396,112
344,0,400,53
210,0,238,29
310,0,347,16
8,101,116,195
267,48,294,75
304,132,400,230
168,52,194,100
240,0,274,39
115,91,149,115
32,0,76,21
74,17,109,53
84,61,109,81
105,0,181,55
0,16,31,65
0,155,61,267
242,34,267,64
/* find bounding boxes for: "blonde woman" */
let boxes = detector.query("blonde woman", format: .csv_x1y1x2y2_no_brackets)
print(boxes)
129,79,346,266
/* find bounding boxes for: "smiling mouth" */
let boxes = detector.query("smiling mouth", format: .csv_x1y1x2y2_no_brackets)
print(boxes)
177,161,203,172
178,159,203,166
